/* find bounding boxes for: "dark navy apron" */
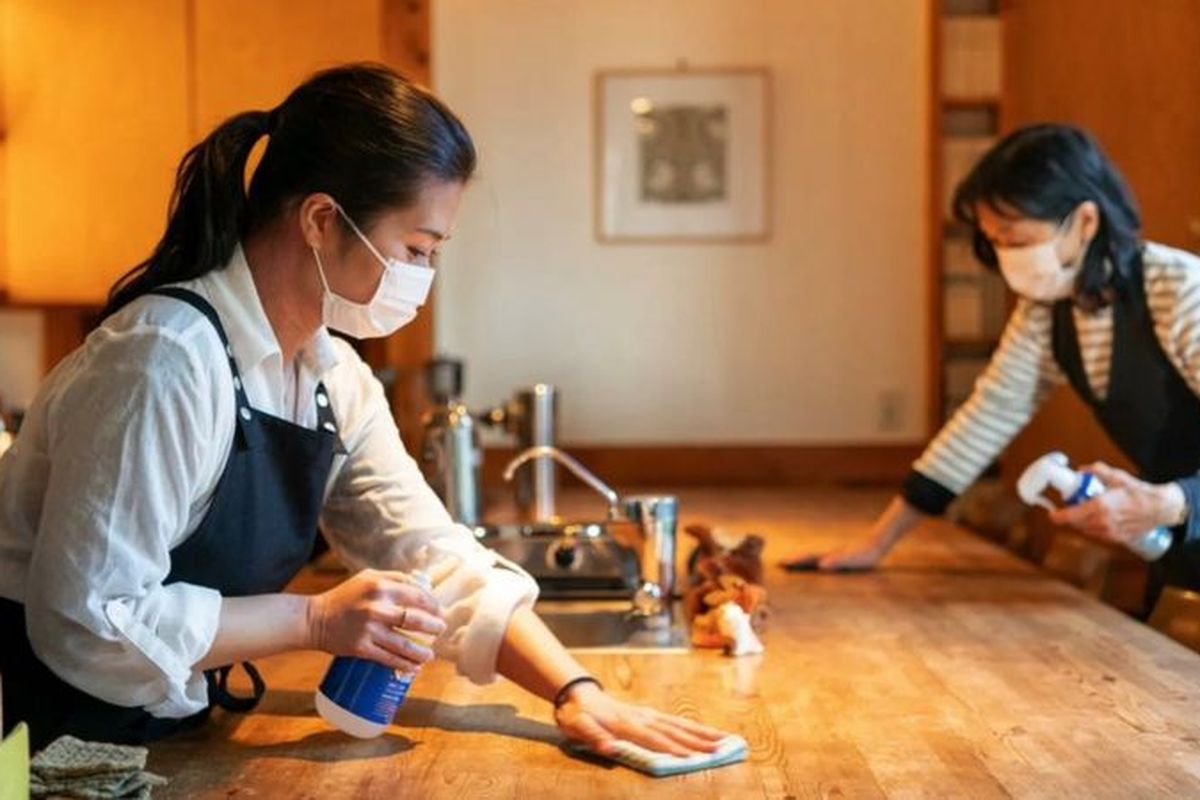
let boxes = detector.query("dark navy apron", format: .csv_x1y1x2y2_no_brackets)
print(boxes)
1,287,343,750
1051,254,1200,599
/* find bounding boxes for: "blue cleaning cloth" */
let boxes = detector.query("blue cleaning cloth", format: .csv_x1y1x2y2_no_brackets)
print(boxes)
568,734,749,777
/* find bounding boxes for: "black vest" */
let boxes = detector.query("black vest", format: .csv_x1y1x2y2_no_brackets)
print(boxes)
1051,256,1200,594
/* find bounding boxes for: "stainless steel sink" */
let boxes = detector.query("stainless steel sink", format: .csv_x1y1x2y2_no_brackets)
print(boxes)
474,519,689,651
533,599,690,652
473,521,642,599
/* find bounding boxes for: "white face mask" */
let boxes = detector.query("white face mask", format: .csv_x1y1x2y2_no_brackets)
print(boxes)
994,214,1082,303
311,204,436,339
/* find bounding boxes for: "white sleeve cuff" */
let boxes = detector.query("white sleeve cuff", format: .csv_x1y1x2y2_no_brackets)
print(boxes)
102,583,223,718
143,672,213,719
348,523,541,686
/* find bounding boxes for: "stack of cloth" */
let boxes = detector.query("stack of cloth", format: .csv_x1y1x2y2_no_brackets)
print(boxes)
30,736,167,799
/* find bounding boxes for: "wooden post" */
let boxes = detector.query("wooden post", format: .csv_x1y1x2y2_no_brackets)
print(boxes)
364,0,436,450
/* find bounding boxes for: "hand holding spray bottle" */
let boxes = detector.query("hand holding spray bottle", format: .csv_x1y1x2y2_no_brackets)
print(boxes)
1016,452,1173,561
315,571,437,738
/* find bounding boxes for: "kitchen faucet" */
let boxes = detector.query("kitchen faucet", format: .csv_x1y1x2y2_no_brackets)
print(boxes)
503,446,676,619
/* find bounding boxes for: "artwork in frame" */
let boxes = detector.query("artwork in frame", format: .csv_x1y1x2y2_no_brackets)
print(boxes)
594,67,771,243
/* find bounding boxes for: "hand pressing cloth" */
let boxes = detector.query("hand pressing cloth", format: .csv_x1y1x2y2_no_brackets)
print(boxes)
567,734,749,777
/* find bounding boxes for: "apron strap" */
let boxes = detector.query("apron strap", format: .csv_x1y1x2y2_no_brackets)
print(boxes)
148,287,234,349
205,662,266,713
1050,298,1098,406
314,381,347,455
148,287,267,449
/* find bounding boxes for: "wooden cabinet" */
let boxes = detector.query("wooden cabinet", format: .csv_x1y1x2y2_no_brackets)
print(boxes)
0,0,435,440
2,0,191,303
0,1,7,293
1005,0,1200,254
191,0,382,134
0,0,387,305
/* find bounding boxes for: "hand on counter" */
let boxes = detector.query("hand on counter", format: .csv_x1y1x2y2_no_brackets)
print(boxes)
554,680,726,758
780,495,920,573
306,569,446,672
1049,462,1187,545
496,605,730,758
780,539,887,572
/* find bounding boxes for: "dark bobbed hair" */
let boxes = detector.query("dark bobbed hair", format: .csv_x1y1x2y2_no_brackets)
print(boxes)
952,123,1141,309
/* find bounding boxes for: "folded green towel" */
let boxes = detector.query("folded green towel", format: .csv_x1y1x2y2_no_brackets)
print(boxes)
568,734,749,777
30,735,167,799
32,735,147,779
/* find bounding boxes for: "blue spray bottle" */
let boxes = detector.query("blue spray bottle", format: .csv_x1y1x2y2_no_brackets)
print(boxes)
1017,452,1172,561
314,572,436,738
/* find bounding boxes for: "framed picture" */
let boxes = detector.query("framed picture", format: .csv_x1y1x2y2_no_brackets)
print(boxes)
594,66,771,243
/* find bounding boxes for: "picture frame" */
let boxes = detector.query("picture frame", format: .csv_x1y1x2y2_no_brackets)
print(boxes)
594,66,772,243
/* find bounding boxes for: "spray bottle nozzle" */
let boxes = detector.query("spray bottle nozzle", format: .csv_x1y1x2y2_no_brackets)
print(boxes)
1016,451,1077,512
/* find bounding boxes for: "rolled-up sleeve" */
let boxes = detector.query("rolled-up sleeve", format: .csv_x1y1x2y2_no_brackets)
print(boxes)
319,351,538,685
25,330,225,718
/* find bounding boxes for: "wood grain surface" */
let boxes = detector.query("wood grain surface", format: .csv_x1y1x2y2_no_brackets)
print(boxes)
147,488,1200,798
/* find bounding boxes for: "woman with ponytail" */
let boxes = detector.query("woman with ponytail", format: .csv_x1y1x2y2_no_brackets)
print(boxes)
0,64,728,757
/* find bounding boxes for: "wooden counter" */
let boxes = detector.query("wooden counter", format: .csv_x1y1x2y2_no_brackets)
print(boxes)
147,488,1200,798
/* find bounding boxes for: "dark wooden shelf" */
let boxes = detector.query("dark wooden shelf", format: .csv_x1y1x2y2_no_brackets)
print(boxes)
944,338,1000,359
942,270,986,285
942,220,975,238
928,0,1006,435
942,95,1002,110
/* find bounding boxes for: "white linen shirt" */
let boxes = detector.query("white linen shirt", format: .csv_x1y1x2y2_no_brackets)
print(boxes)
0,245,537,718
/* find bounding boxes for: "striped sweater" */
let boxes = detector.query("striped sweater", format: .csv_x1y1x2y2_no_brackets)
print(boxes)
906,242,1200,532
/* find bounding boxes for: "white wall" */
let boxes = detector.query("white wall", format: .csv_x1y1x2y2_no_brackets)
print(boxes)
432,0,930,445
0,309,42,411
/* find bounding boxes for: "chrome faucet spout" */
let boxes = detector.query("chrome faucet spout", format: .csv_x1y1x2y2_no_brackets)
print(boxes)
502,446,620,517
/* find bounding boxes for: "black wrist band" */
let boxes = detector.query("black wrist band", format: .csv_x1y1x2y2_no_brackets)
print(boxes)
553,675,602,709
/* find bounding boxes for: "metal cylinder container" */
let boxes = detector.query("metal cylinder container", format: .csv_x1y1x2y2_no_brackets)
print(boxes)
510,384,559,522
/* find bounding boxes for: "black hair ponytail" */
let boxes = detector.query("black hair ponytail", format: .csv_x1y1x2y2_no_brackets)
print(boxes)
103,63,475,319
104,110,270,318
